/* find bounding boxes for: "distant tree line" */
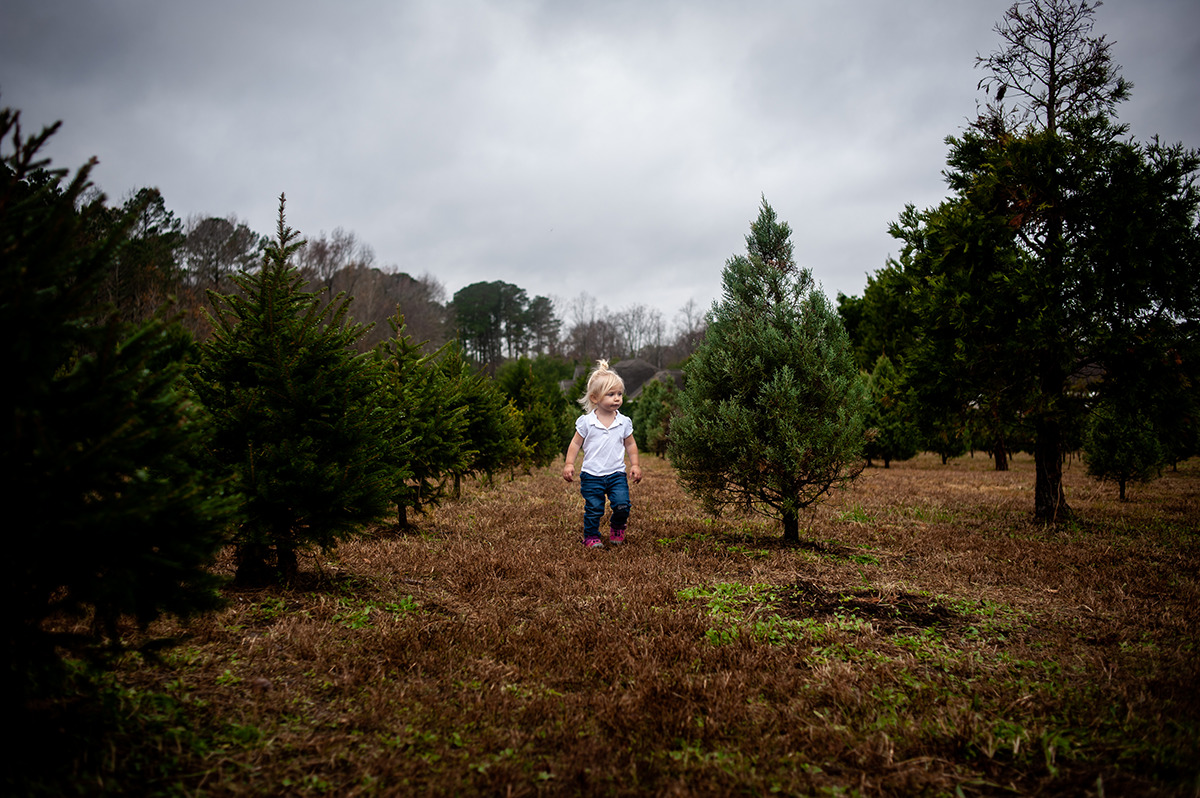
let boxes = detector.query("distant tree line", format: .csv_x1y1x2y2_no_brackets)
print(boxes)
77,182,710,373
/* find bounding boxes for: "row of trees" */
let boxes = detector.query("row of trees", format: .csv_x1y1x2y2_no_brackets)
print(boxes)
627,0,1198,542
193,198,555,584
1,111,574,705
836,0,1200,515
448,282,708,371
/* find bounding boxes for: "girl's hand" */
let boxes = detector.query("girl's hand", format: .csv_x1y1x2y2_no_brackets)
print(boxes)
562,464,575,482
629,464,643,484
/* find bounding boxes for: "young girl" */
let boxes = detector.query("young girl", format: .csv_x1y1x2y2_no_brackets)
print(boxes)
562,360,642,548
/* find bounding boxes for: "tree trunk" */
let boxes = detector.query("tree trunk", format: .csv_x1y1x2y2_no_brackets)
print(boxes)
1034,416,1071,522
276,544,299,585
782,510,800,543
993,438,1009,472
1118,478,1127,501
234,543,273,587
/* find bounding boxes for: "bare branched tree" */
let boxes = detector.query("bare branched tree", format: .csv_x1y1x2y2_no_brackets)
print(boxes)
297,227,375,292
975,0,1131,134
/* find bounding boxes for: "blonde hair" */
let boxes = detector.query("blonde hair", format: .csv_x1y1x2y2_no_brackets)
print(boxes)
578,359,625,411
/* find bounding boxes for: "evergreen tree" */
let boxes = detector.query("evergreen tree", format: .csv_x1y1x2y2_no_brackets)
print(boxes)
495,356,572,469
669,199,869,542
2,107,233,696
375,312,469,528
863,354,921,468
924,410,971,465
630,377,677,458
1083,399,1165,500
438,341,527,492
887,0,1199,520
192,196,391,585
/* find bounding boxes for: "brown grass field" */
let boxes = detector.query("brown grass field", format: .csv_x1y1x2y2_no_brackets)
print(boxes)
30,453,1200,796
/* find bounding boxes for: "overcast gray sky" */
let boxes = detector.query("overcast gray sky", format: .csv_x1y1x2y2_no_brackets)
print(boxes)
3,0,1197,325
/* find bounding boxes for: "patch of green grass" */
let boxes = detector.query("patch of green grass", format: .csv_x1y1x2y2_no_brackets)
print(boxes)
331,595,422,629
837,503,874,523
724,543,771,559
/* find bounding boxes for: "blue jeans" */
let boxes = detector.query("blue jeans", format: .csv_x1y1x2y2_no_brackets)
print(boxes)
580,472,630,539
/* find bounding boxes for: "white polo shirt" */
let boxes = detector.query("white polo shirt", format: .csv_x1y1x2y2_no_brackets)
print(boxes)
575,410,633,477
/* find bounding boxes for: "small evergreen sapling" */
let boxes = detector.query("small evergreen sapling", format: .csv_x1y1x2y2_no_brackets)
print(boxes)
631,377,677,458
495,357,572,470
438,341,527,493
669,199,869,542
864,354,921,468
1083,399,1165,500
192,196,391,584
374,312,469,528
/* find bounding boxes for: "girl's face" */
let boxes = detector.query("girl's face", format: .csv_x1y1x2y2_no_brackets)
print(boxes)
595,387,623,413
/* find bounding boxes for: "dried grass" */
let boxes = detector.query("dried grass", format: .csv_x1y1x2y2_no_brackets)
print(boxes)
45,453,1200,795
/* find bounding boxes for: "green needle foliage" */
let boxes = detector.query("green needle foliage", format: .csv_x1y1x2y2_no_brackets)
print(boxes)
669,198,869,542
1083,400,1165,501
2,106,233,699
864,353,920,468
495,356,573,469
192,196,391,585
374,312,469,528
631,377,678,458
438,341,527,492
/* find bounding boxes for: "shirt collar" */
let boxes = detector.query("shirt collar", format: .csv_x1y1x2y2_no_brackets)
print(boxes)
587,410,624,428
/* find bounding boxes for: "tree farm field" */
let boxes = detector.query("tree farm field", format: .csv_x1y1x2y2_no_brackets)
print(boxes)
73,453,1198,796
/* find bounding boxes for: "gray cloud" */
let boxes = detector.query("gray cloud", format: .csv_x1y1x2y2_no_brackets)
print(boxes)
3,0,1197,323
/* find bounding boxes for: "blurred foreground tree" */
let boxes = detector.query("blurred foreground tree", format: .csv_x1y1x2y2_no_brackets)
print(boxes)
2,107,233,702
669,199,868,543
192,196,390,585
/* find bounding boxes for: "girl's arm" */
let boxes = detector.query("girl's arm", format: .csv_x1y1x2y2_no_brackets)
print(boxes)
562,432,584,482
624,434,642,484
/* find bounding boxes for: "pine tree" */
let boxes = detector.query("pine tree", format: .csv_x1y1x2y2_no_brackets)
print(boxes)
863,354,920,468
374,312,469,528
495,357,571,469
2,107,233,696
1083,399,1165,500
631,377,677,458
669,199,869,542
191,195,391,585
438,341,527,493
